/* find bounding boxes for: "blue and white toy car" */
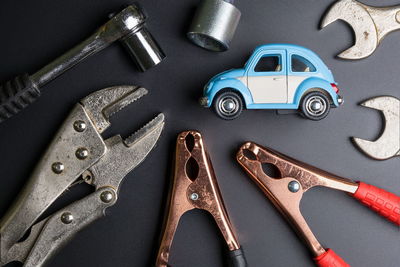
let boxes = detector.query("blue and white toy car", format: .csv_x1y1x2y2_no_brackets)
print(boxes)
200,44,343,120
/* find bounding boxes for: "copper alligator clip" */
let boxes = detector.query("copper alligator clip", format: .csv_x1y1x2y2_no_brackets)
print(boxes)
237,142,400,267
156,131,247,267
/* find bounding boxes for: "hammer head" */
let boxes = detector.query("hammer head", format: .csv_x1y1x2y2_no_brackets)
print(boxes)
106,5,165,71
321,0,378,60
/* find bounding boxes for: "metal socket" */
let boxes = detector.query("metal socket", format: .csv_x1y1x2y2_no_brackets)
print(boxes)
187,0,241,51
121,27,166,72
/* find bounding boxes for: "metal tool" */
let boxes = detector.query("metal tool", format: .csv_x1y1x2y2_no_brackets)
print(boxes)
352,96,400,160
155,131,247,267
237,142,399,266
0,4,165,123
321,0,400,59
0,85,165,266
187,0,241,51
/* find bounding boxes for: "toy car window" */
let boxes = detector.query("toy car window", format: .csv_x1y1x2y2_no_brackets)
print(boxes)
291,55,316,72
254,55,281,72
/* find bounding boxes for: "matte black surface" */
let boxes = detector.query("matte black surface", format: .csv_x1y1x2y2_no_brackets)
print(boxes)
0,0,399,266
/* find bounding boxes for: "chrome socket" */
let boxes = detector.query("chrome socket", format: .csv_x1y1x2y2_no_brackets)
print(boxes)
187,0,241,51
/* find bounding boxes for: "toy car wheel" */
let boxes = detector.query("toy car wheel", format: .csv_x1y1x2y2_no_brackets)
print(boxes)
213,91,243,120
300,91,330,120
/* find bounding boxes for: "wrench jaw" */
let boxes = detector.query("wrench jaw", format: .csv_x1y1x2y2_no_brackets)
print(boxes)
359,96,397,111
352,138,386,160
80,86,148,133
89,113,165,191
321,0,378,60
352,96,400,160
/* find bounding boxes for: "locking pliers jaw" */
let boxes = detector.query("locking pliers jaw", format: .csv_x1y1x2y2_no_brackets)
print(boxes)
0,85,164,266
80,85,149,133
89,113,165,191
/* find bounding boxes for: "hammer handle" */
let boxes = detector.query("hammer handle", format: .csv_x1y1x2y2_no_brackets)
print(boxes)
0,74,41,123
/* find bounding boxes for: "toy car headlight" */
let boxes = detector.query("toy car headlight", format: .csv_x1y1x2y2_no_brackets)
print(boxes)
204,81,214,93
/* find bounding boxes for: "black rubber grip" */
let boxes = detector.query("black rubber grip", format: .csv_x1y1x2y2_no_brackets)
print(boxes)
227,247,247,267
0,74,40,123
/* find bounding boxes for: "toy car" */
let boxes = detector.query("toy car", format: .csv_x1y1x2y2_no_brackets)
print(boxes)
199,44,343,120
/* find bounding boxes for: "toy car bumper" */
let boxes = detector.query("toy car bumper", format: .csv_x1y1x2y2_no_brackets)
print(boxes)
337,94,344,105
199,96,210,107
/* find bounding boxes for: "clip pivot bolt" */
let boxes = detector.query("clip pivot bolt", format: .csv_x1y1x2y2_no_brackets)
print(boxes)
190,193,199,201
288,181,300,193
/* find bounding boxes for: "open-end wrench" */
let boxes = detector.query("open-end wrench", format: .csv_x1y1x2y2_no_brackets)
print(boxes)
321,0,400,60
352,96,400,160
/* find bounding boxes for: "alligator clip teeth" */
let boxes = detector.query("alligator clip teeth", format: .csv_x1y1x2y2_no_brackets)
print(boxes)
156,131,246,267
80,85,148,133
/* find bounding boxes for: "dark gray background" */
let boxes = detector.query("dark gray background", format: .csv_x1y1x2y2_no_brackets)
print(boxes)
0,0,399,266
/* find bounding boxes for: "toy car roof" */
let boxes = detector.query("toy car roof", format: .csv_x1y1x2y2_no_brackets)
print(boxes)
253,43,318,55
252,44,328,71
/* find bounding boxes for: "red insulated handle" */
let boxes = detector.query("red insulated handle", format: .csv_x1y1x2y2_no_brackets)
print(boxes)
352,182,400,225
314,249,350,267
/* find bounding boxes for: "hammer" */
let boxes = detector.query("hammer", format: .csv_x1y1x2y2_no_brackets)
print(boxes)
0,4,165,123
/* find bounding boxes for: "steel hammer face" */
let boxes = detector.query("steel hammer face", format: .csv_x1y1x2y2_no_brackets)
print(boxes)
321,0,400,60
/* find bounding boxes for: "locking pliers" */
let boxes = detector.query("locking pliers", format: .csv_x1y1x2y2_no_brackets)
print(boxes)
0,85,165,266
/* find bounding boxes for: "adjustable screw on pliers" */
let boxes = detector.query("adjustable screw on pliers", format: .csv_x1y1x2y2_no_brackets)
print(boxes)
237,142,399,267
0,86,165,267
155,131,247,267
